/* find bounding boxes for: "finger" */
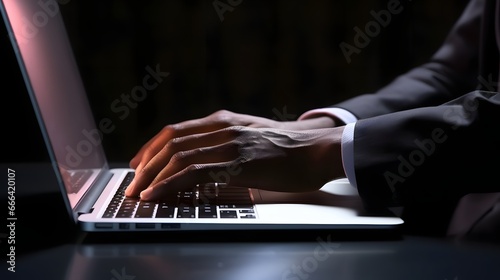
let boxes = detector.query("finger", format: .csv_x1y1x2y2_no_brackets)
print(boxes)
150,140,240,187
129,135,160,169
129,126,174,169
139,162,239,201
130,112,240,170
126,128,241,197
126,143,173,197
138,137,242,200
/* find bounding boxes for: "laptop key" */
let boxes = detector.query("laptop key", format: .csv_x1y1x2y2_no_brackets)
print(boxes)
177,206,195,218
155,203,175,218
220,210,238,218
241,214,256,219
116,212,134,218
134,201,155,218
116,198,139,218
198,205,217,218
102,211,115,218
121,172,135,186
219,204,253,209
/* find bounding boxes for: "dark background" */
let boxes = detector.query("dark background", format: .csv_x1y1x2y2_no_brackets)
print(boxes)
2,0,469,165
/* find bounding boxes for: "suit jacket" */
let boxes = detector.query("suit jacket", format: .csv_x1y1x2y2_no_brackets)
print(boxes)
333,0,500,235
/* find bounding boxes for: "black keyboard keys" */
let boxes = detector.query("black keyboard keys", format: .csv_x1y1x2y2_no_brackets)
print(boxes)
103,177,256,220
155,202,175,218
198,205,217,218
176,191,196,218
177,206,196,218
220,210,238,218
134,201,155,218
116,198,139,218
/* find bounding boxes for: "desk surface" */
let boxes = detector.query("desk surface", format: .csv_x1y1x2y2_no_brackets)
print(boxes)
5,231,500,280
2,162,500,280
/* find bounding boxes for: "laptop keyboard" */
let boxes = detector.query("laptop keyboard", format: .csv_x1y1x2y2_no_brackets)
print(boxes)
102,172,256,219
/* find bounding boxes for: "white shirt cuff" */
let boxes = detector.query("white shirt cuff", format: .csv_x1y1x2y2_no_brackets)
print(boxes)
299,107,358,188
298,107,358,125
342,122,357,188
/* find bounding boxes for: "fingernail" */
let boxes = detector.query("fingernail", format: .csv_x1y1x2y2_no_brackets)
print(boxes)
140,189,149,200
125,184,134,196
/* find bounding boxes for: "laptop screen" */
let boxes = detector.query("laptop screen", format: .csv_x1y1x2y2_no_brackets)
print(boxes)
1,0,108,209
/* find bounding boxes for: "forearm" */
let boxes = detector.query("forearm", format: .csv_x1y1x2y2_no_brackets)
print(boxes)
292,115,338,129
353,90,500,207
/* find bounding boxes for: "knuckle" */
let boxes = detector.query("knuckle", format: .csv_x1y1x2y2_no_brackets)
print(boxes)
170,148,202,164
162,124,176,134
213,109,231,116
165,137,181,150
184,164,206,176
162,123,185,138
170,151,188,163
138,165,155,178
211,110,234,124
185,164,200,172
142,146,157,159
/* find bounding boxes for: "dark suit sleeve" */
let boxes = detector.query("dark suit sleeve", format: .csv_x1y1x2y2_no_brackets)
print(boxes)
331,1,500,208
353,90,500,235
335,0,483,119
354,90,500,205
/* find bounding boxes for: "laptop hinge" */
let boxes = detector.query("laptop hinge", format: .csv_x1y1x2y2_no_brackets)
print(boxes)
74,171,113,217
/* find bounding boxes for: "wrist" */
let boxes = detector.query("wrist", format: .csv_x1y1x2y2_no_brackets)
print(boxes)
306,127,346,188
284,116,337,130
299,108,357,128
323,126,346,180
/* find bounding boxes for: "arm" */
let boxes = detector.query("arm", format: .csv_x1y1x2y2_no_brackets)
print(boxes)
125,110,344,198
296,0,486,193
354,90,500,206
336,0,483,119
304,0,490,197
126,0,489,206
338,0,496,205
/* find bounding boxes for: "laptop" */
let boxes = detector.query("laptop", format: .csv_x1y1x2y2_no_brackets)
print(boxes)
1,0,403,232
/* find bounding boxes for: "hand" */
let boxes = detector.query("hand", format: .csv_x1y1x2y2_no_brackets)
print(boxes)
126,110,339,198
129,110,337,170
125,117,345,200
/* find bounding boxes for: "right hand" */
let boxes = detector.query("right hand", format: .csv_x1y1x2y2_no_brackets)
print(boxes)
126,110,337,197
